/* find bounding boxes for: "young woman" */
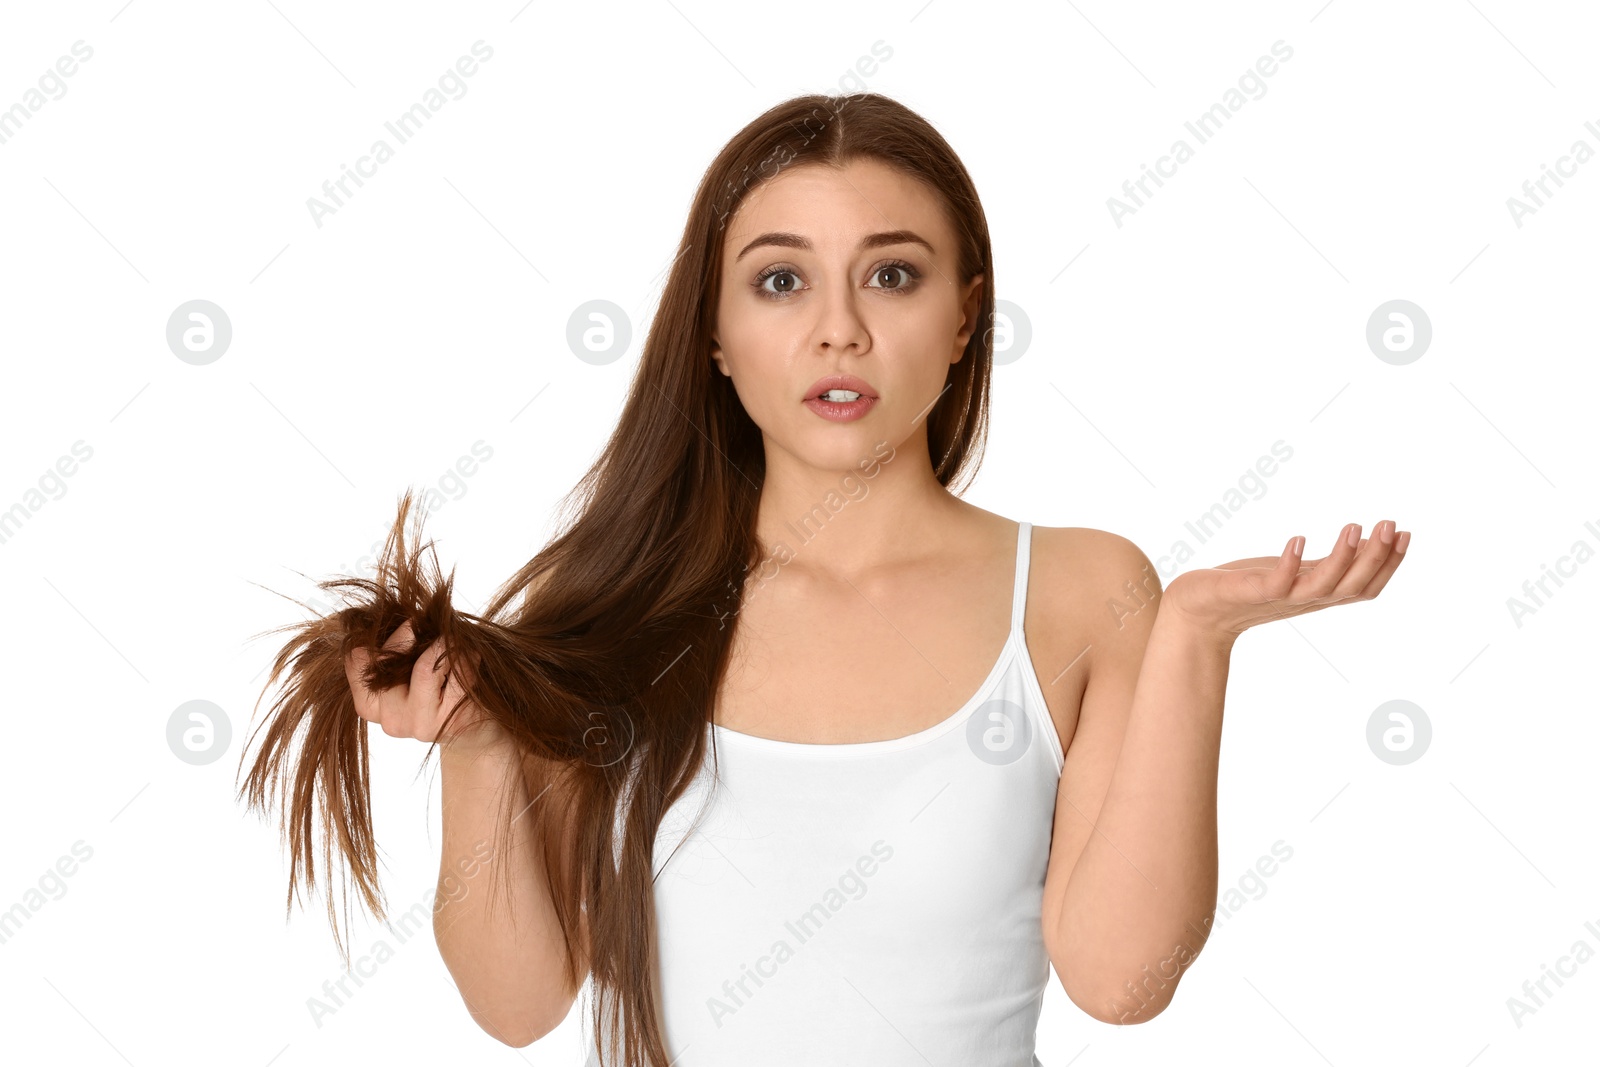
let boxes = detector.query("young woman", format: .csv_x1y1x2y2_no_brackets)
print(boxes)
238,92,1407,1066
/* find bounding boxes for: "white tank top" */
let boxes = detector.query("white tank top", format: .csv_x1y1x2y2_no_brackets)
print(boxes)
582,521,1063,1066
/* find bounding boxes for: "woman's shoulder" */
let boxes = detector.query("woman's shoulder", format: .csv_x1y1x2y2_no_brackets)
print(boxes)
1028,524,1156,580
1025,523,1164,631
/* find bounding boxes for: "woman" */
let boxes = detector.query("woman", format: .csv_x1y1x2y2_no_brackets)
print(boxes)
238,92,1407,1066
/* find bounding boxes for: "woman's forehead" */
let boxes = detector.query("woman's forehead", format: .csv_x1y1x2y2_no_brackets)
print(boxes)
721,162,947,257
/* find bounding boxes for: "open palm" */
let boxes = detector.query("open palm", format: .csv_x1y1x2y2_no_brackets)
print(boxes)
1163,520,1410,639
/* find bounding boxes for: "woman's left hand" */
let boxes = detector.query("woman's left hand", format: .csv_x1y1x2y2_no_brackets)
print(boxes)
1162,520,1410,641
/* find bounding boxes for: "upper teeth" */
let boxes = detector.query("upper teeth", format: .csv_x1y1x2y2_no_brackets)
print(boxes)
822,389,861,401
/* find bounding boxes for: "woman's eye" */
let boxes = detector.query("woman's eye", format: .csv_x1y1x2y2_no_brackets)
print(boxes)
869,264,917,291
757,269,800,296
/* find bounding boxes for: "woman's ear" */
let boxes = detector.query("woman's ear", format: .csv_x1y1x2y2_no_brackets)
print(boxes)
952,274,986,359
710,338,731,377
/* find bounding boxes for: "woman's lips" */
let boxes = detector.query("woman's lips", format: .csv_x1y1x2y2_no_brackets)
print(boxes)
802,395,878,422
804,373,878,400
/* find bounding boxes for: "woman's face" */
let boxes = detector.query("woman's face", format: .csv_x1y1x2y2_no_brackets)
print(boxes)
711,158,985,472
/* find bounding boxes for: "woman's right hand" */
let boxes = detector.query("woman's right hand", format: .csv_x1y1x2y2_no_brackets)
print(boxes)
345,620,501,750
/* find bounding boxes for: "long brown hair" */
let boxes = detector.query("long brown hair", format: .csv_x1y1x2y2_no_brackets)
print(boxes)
237,90,996,1065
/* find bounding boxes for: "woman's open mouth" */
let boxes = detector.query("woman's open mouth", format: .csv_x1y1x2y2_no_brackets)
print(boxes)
803,374,878,421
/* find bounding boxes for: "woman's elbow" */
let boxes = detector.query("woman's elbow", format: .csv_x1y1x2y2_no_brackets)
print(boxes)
1055,961,1185,1025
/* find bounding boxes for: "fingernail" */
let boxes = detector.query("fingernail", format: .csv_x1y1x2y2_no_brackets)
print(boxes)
1379,520,1394,545
1346,524,1361,547
1395,530,1410,553
1291,535,1305,556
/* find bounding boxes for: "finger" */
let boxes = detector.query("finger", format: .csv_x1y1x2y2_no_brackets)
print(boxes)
1297,523,1364,599
371,651,413,732
1263,534,1304,599
1355,528,1410,600
373,677,411,735
406,638,452,742
365,621,419,731
1215,556,1287,572
1329,520,1397,600
382,619,416,652
409,637,448,699
345,647,380,723
1234,536,1304,613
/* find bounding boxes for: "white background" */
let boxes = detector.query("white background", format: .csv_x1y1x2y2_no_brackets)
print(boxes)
1,0,1595,1064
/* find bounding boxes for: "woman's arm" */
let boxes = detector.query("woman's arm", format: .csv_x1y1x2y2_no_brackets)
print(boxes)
1041,571,1232,1023
1042,522,1407,1022
434,725,588,1046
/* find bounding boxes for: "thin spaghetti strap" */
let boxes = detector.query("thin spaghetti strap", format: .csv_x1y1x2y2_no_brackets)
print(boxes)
1011,521,1032,632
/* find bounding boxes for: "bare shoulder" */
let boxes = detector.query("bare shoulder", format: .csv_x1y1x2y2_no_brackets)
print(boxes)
1020,525,1163,750
1027,525,1163,624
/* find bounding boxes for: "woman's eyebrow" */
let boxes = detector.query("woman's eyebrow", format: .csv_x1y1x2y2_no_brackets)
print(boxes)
733,229,935,262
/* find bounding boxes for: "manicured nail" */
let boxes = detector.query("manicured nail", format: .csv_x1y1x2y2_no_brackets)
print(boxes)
1379,520,1395,545
1291,535,1305,556
1346,524,1361,547
1395,530,1410,553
